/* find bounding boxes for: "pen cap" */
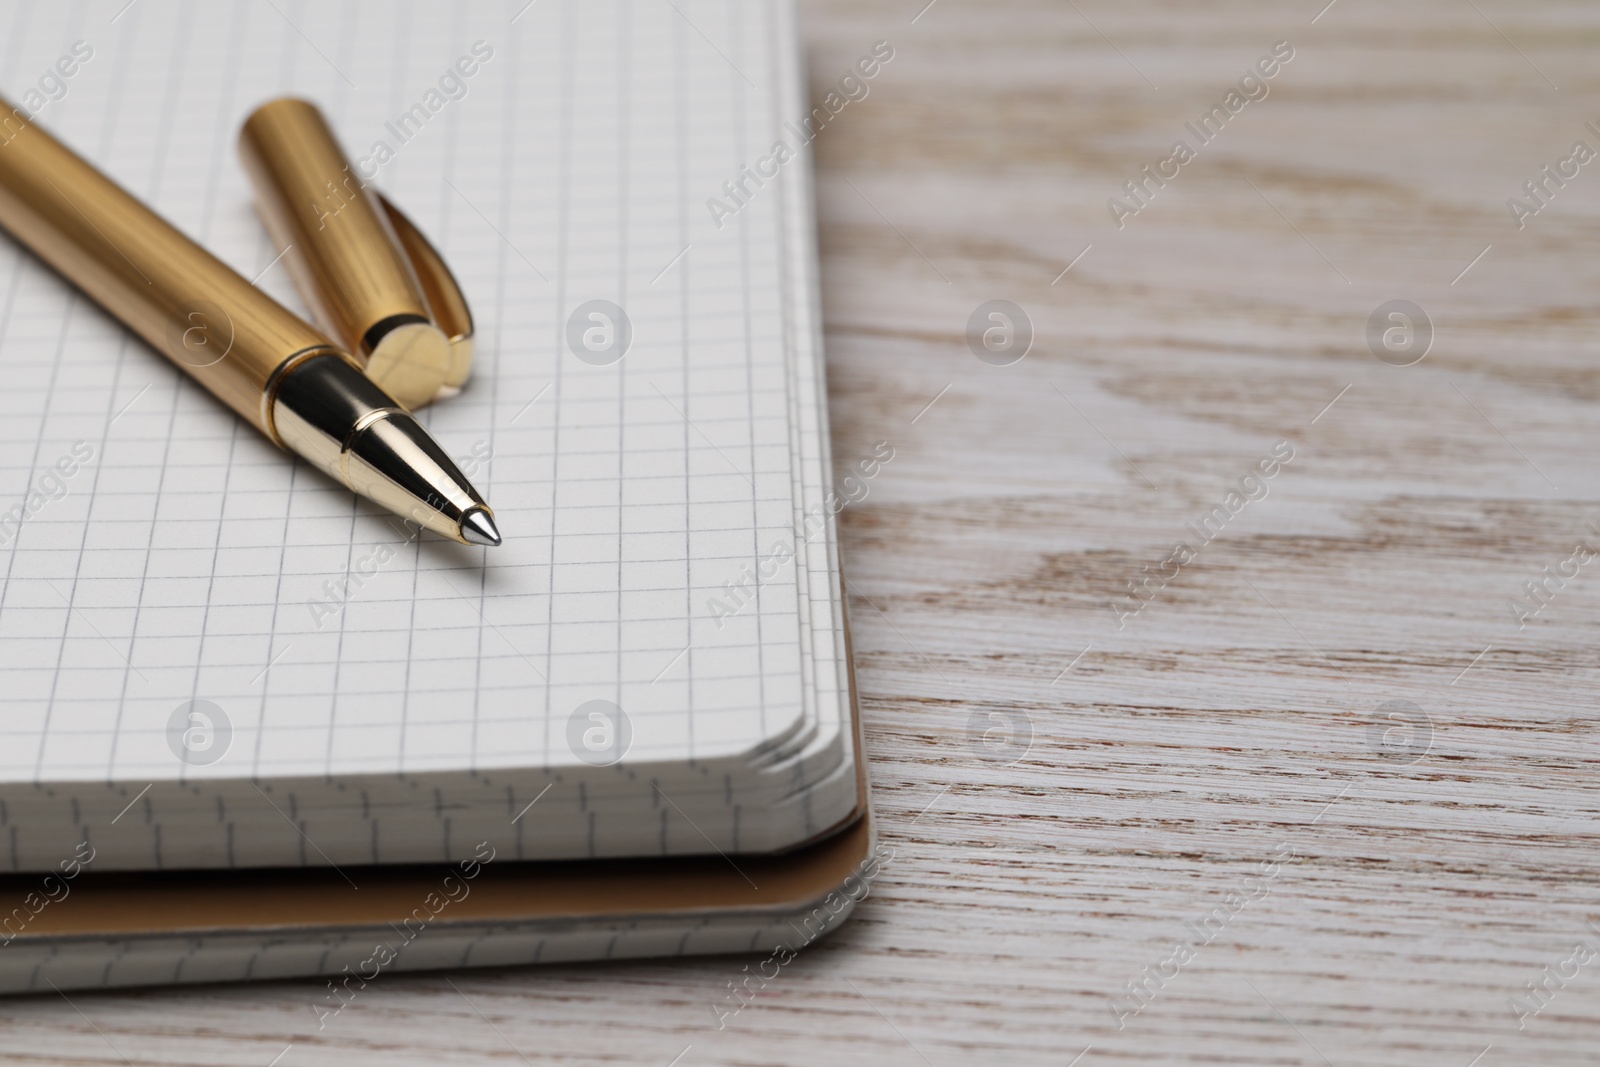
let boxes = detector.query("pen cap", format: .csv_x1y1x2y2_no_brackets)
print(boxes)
378,192,474,394
238,98,473,409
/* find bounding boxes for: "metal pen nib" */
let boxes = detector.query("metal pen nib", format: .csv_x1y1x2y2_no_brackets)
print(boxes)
459,508,501,546
269,353,501,546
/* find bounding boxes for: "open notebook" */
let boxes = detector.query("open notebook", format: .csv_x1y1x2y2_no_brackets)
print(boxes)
0,0,861,872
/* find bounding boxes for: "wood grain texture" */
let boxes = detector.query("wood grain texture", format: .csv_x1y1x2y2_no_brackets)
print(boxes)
5,0,1600,1063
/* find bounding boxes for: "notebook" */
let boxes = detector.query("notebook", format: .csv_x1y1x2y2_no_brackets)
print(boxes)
0,712,876,995
0,0,862,873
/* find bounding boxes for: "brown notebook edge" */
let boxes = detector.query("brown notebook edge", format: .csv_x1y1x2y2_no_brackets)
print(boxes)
2,603,873,950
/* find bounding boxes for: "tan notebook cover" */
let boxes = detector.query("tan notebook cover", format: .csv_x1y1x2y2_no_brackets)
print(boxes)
0,619,872,994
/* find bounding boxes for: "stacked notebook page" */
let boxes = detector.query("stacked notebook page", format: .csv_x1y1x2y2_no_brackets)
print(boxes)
0,0,860,874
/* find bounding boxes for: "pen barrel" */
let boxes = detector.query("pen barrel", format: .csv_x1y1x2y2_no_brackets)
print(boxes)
0,97,337,436
239,98,452,410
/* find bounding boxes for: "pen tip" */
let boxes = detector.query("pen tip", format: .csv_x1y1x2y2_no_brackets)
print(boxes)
460,507,502,547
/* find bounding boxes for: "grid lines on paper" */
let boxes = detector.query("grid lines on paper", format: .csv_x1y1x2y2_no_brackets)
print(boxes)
0,0,810,785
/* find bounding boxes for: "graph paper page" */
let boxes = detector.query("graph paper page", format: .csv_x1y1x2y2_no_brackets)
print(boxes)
0,0,839,798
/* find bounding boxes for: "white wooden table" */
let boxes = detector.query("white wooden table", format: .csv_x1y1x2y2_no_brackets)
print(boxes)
6,0,1600,1063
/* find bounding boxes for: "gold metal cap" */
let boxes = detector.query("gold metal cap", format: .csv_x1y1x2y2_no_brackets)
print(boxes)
380,193,475,396
238,98,474,410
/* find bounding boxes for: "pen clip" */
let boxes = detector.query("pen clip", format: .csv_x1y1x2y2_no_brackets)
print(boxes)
377,192,475,398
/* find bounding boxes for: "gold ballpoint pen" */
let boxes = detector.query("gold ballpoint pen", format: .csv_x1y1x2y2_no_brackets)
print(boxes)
0,98,501,547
